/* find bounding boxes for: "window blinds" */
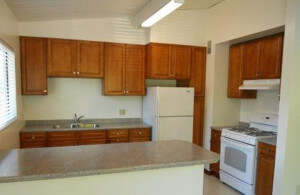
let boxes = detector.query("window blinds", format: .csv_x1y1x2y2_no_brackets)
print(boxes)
0,40,17,130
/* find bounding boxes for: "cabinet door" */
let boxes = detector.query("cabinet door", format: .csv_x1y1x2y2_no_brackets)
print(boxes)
243,40,260,79
146,43,171,79
193,96,204,146
76,41,104,78
192,47,206,96
21,37,47,95
259,34,283,79
171,45,191,80
47,38,76,77
256,154,275,195
104,43,125,95
125,44,145,95
228,45,257,98
210,129,221,177
228,44,244,97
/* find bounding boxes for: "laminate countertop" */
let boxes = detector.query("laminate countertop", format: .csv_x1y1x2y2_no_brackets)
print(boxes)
20,122,151,133
0,140,219,183
258,137,277,146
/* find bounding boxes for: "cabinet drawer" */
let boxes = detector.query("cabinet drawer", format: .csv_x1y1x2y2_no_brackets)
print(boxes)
20,132,47,142
79,140,106,145
47,131,78,141
107,138,128,144
107,130,128,139
258,142,276,158
129,129,151,138
48,141,78,147
79,130,106,140
129,137,150,143
21,141,47,148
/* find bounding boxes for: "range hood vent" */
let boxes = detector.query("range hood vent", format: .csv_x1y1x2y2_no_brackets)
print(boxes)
239,79,280,90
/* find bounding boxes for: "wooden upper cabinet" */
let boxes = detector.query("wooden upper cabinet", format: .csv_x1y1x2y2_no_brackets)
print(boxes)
125,44,145,95
259,34,283,79
243,40,260,80
47,38,76,77
104,43,125,95
146,43,192,80
146,43,171,79
104,43,145,96
171,45,191,80
243,33,283,80
228,44,257,98
191,47,206,96
76,41,104,78
21,37,47,95
177,47,206,96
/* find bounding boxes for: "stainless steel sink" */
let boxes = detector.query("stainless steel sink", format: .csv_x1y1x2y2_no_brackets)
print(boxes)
52,123,100,129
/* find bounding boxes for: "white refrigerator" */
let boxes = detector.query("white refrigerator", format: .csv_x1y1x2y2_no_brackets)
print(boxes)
142,87,194,142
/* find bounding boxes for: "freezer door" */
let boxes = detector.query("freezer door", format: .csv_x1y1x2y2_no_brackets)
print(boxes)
157,87,194,116
157,117,193,142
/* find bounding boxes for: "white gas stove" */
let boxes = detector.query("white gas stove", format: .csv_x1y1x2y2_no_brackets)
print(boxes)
220,114,278,195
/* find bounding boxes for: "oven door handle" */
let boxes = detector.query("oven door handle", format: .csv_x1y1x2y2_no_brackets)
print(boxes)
221,137,255,150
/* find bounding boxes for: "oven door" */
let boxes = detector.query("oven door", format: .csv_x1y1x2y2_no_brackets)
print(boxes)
220,137,256,184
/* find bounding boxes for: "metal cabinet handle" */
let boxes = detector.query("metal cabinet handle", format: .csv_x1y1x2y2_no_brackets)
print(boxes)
73,71,76,75
32,136,35,140
43,90,47,93
123,90,126,94
139,131,142,135
117,133,120,136
77,72,80,75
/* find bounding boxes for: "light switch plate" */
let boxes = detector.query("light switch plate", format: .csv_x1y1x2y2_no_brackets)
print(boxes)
119,109,126,115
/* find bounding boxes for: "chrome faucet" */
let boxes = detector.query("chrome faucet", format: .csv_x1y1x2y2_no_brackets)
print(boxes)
73,114,84,124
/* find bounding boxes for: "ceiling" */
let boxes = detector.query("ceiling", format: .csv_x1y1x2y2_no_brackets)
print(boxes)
6,0,225,22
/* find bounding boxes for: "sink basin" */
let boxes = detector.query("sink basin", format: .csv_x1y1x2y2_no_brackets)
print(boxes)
52,123,100,129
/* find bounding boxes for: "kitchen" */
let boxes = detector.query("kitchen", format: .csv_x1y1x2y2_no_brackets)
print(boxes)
0,0,299,195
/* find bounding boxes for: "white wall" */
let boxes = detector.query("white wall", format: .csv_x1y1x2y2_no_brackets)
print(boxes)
23,78,142,120
20,17,148,44
150,10,208,46
203,0,286,150
211,43,240,126
240,91,280,122
0,0,24,149
273,0,300,194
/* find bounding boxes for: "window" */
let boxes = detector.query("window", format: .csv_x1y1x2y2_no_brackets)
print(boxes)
0,40,17,130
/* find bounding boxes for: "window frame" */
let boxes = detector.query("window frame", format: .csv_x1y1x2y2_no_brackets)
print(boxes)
0,38,17,131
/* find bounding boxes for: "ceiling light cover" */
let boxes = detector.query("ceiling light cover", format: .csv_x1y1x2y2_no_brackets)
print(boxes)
141,0,183,27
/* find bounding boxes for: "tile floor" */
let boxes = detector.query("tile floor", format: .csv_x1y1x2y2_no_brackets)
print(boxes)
203,174,241,195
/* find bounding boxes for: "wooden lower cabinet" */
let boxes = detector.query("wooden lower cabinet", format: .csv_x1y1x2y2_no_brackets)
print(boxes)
20,132,47,148
79,130,106,145
209,129,221,177
256,142,276,195
20,128,151,148
129,129,151,142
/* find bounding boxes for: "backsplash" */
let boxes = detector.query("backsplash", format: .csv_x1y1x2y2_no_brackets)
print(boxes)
240,90,280,122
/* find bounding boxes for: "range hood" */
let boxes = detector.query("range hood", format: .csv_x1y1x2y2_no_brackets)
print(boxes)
239,79,280,90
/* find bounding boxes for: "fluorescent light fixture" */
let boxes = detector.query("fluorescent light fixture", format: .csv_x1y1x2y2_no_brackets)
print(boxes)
141,0,183,27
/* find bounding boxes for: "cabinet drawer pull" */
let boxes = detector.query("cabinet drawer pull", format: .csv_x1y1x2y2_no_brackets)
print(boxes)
77,72,80,75
73,71,76,75
32,136,35,140
43,90,47,93
139,131,142,135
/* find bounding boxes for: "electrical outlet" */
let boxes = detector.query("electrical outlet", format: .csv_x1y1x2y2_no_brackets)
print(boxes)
119,109,126,115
